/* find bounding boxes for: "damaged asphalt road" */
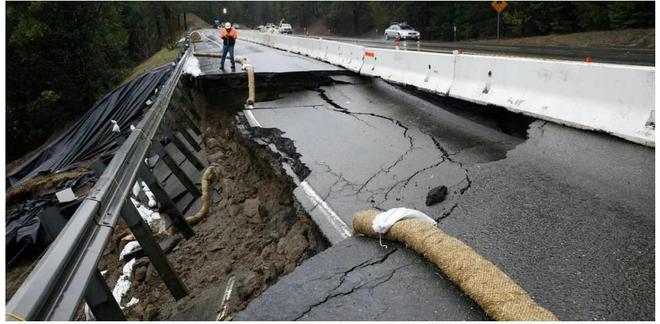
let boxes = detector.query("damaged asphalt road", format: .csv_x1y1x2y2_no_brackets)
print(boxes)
237,237,487,321
248,75,521,225
191,31,654,320
236,74,654,320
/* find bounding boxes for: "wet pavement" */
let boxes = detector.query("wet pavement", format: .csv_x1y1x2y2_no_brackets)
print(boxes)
192,29,342,75
250,76,524,228
237,237,488,321
191,30,654,320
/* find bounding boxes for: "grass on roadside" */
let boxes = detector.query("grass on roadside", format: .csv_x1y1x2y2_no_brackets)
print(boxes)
121,47,179,84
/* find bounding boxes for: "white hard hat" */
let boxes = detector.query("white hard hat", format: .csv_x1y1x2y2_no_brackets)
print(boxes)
225,22,231,29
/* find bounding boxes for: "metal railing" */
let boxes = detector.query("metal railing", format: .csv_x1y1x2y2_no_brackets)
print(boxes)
6,44,192,321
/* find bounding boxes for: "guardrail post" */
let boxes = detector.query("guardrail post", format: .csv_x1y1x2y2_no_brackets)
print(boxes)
165,110,202,151
120,200,189,300
176,123,202,152
162,127,205,170
150,142,202,198
173,104,202,136
138,164,195,238
84,269,126,320
38,207,126,320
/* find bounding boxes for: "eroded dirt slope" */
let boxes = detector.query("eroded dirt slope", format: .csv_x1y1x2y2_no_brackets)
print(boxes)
101,102,327,321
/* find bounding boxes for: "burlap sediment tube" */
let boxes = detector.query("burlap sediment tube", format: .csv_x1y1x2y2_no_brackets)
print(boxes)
191,31,203,42
187,166,215,225
353,209,558,321
235,57,255,105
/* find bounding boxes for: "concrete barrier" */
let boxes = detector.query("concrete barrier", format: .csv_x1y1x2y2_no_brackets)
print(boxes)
319,40,365,72
240,30,263,44
318,40,335,63
361,48,405,83
278,34,298,53
360,48,455,95
403,51,455,95
450,54,655,146
296,37,322,58
361,49,377,76
287,36,319,58
337,42,365,73
263,32,276,47
232,30,656,146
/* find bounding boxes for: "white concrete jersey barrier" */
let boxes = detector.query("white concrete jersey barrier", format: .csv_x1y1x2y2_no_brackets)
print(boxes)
360,47,405,82
362,48,455,95
320,40,365,72
278,34,298,52
449,54,655,146
241,31,365,72
295,37,323,59
237,30,655,146
336,42,365,72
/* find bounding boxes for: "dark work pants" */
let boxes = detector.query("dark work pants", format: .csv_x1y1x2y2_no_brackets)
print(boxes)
221,45,235,68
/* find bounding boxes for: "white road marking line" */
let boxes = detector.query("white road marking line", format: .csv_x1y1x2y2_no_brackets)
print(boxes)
244,110,262,127
300,180,352,239
237,53,351,242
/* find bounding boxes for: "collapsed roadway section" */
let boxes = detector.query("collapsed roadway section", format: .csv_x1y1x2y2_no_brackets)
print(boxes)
187,29,654,320
7,28,652,321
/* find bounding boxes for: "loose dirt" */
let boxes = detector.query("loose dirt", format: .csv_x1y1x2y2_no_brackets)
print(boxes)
95,95,326,320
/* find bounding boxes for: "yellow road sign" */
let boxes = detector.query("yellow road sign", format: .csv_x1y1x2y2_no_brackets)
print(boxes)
491,1,508,13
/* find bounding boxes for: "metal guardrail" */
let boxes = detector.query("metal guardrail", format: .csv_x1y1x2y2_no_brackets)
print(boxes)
6,45,192,321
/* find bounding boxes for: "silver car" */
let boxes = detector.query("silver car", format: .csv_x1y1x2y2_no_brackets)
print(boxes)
384,23,420,40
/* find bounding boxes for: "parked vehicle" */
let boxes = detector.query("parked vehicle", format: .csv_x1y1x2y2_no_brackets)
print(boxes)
279,23,293,34
384,23,420,40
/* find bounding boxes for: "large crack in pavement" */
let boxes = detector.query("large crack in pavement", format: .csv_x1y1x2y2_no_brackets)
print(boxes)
315,84,474,218
382,158,447,202
309,162,361,213
316,88,377,129
293,248,399,320
430,136,472,220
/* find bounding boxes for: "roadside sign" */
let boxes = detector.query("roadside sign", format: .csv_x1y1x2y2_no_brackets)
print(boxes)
492,1,507,39
491,1,508,13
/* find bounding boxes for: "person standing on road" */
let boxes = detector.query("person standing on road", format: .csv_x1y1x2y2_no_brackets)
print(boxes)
220,22,237,70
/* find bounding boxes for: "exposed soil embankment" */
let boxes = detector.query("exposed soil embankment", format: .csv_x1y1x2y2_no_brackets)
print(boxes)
95,82,327,321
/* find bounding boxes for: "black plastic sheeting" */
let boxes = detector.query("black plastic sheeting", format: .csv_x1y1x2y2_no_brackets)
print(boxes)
7,64,173,188
6,64,173,265
6,174,97,266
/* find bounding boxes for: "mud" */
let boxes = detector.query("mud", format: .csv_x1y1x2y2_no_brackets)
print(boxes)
91,83,327,321
8,74,332,320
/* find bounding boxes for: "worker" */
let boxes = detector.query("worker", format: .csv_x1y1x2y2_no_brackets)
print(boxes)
219,22,237,70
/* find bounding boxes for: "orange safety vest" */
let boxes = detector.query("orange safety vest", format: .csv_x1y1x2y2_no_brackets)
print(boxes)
220,28,238,40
